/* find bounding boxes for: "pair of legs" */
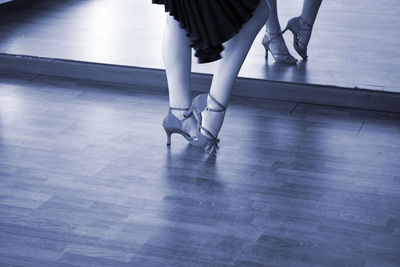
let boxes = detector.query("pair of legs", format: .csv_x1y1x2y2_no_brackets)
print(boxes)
264,0,322,62
266,0,322,34
163,0,269,139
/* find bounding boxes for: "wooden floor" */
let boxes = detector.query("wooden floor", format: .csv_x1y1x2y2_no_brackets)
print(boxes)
0,0,399,93
0,71,400,266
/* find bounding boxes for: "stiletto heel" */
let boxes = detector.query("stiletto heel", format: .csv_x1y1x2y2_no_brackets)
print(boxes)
165,130,172,146
188,94,226,155
162,107,199,146
282,16,313,60
262,33,297,65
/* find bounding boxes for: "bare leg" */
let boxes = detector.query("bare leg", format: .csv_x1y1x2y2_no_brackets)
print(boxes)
263,0,297,64
201,0,269,137
301,0,323,26
163,15,192,109
288,0,322,54
265,0,281,33
163,15,196,136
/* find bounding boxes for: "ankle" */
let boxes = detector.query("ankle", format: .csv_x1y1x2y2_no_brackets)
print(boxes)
266,28,282,36
266,26,282,35
200,110,225,138
207,95,227,111
265,32,282,42
170,109,186,119
199,94,227,138
299,16,313,29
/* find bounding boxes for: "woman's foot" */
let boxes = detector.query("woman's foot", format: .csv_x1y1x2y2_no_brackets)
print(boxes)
262,32,297,64
199,95,227,155
282,16,313,60
200,95,226,139
187,94,227,155
170,109,198,137
162,107,199,146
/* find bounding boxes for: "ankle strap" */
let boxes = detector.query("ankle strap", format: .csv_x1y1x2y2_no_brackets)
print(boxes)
205,94,227,112
169,106,189,112
300,16,313,29
266,32,282,41
169,106,193,121
199,125,218,141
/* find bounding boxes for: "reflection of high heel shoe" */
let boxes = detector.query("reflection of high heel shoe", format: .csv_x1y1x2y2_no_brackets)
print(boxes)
262,33,297,65
162,107,199,146
282,16,313,60
186,94,226,155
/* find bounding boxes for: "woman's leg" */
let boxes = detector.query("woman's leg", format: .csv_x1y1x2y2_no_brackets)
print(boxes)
301,0,323,26
163,15,197,136
263,0,297,64
287,0,322,56
201,0,269,137
163,15,192,109
265,0,281,33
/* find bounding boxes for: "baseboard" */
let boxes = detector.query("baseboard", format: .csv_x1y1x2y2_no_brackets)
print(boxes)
1,53,399,113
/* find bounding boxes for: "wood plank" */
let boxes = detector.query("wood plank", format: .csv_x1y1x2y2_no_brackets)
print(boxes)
0,73,399,266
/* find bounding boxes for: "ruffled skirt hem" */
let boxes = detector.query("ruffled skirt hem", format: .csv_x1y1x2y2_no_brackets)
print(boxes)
153,0,261,63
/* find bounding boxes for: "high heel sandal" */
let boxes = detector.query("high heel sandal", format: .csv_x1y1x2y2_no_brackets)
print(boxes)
282,16,313,60
162,107,199,146
186,94,226,155
262,33,297,65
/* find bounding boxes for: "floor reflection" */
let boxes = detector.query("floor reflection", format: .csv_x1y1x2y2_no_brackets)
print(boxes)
0,0,398,92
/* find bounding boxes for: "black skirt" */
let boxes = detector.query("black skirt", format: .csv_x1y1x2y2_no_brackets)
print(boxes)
153,0,261,63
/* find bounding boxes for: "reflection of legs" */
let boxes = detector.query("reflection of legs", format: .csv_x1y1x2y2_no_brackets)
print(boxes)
301,0,323,26
263,0,297,64
163,15,196,136
201,0,269,137
265,0,280,33
267,0,323,33
283,0,323,59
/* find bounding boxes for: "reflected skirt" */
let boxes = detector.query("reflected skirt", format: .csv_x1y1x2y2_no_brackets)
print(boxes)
153,0,261,63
